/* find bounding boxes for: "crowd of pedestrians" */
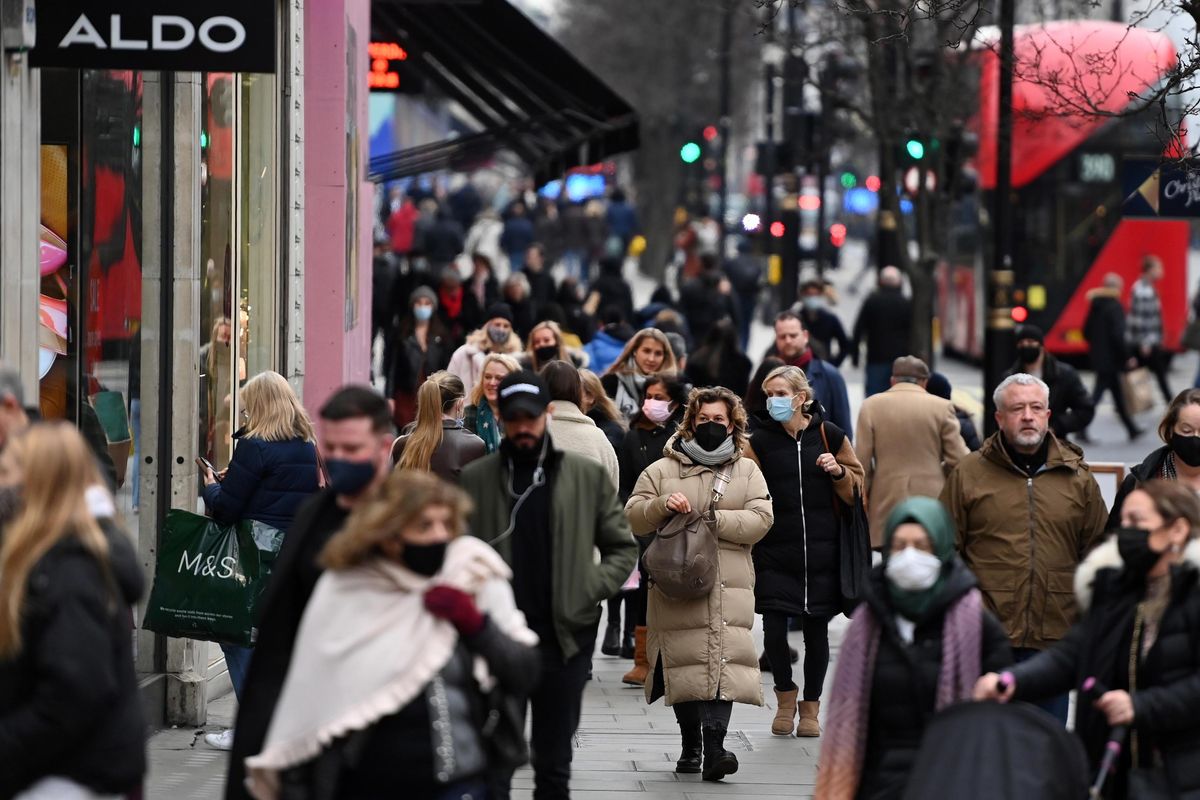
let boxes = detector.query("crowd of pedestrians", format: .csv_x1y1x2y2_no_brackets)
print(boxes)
5,180,1200,800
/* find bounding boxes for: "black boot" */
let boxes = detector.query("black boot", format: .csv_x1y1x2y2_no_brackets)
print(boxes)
601,621,621,656
620,601,637,658
675,724,702,774
701,725,738,782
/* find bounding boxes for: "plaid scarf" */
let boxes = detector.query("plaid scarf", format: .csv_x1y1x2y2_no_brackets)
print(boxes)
815,588,983,799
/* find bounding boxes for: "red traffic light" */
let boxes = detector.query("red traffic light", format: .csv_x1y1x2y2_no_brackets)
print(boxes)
1011,306,1029,323
865,175,882,192
702,125,719,141
769,221,786,238
829,223,847,247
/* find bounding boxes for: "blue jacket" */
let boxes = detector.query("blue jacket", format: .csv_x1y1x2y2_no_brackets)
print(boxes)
202,436,321,533
584,329,629,375
806,358,853,441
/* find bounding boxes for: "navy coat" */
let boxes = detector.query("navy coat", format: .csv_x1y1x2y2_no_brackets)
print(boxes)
202,435,321,533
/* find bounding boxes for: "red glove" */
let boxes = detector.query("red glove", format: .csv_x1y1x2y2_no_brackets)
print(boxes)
424,586,485,636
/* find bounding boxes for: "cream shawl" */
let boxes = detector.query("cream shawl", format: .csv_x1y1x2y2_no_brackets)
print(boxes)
244,535,537,800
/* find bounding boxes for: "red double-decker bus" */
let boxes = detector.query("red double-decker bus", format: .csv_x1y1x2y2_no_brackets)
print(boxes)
938,20,1190,360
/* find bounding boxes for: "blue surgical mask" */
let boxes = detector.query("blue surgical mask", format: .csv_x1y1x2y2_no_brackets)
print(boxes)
413,305,434,322
767,396,797,423
325,458,378,496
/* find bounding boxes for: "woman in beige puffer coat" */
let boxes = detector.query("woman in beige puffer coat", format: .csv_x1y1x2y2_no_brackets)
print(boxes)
625,385,773,784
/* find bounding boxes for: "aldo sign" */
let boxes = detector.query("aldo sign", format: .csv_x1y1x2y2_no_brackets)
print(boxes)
31,2,275,73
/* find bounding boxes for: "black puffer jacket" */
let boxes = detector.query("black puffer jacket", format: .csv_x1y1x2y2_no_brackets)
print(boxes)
1108,446,1169,530
1012,538,1200,799
747,411,847,618
202,435,322,533
617,412,683,502
0,520,146,797
856,560,1012,800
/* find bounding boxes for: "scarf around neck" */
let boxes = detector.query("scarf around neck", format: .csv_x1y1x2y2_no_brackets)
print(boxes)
678,433,737,467
815,588,983,800
244,536,536,799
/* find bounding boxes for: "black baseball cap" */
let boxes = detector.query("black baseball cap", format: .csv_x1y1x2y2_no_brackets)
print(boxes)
497,370,551,420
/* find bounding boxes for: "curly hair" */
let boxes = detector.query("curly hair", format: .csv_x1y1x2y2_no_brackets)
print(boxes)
320,470,473,570
677,385,749,453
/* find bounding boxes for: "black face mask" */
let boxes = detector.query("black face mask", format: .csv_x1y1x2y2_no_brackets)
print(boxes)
1117,526,1164,577
694,421,730,451
1172,433,1200,468
1017,345,1042,365
534,345,559,364
403,541,449,577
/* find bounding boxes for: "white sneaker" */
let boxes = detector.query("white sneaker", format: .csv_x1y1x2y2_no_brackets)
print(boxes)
204,729,235,751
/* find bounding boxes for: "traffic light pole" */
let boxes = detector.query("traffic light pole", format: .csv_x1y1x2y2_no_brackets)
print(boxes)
717,0,733,261
764,17,780,308
983,0,1016,436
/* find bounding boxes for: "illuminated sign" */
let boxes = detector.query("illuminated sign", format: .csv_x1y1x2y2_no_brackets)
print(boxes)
369,41,408,91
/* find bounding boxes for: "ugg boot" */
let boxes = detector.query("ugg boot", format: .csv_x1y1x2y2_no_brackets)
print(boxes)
675,723,703,774
771,688,799,736
621,626,649,686
701,724,739,782
796,700,821,737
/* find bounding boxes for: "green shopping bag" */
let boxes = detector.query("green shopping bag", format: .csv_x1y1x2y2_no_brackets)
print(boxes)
143,510,284,646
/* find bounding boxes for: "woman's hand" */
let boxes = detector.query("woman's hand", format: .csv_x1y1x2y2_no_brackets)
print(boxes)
665,492,693,514
973,672,1016,703
1095,690,1135,726
816,453,845,479
425,586,485,636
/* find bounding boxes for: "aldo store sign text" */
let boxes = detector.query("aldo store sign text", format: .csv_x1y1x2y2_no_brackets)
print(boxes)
31,1,275,73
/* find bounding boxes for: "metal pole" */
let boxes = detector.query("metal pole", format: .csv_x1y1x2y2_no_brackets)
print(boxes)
717,0,733,261
984,0,1015,436
764,14,778,296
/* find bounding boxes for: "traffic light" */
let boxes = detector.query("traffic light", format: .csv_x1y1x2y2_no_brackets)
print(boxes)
702,125,719,142
829,223,847,248
680,141,702,164
840,172,857,189
905,136,926,160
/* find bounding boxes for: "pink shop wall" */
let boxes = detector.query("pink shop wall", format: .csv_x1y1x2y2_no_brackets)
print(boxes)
303,0,373,411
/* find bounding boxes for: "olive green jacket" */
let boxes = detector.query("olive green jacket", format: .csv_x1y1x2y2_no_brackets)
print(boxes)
460,442,638,659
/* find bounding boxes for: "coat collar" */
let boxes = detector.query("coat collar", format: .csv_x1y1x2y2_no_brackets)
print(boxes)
550,401,596,427
885,382,926,395
979,430,1082,475
664,432,743,475
1074,536,1200,611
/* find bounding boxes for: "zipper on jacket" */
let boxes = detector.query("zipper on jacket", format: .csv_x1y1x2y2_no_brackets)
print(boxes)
798,435,809,614
1023,476,1036,649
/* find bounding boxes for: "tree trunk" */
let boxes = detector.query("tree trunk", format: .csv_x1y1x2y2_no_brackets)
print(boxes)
633,118,682,284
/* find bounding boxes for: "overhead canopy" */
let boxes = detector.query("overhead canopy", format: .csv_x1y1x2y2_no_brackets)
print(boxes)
370,0,640,185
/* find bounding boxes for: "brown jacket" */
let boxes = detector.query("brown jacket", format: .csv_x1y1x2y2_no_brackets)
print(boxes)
939,432,1108,651
625,436,773,707
855,382,969,546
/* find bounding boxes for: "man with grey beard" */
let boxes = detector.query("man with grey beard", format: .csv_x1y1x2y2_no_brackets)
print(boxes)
940,373,1107,724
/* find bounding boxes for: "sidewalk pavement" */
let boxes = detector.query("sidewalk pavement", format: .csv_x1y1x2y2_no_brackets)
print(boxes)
146,615,850,799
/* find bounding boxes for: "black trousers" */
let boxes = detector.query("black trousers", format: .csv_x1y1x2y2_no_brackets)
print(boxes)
762,612,830,701
1092,369,1139,435
493,633,596,800
672,699,733,730
1139,346,1174,405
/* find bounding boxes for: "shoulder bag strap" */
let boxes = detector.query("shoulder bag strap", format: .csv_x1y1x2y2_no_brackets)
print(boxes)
817,422,845,514
707,465,734,513
315,445,330,489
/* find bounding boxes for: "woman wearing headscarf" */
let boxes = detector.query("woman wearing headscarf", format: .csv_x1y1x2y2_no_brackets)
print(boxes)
625,386,773,783
244,470,539,800
817,497,1011,800
976,480,1200,799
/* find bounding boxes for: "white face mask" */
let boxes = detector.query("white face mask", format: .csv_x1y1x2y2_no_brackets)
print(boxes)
885,547,943,592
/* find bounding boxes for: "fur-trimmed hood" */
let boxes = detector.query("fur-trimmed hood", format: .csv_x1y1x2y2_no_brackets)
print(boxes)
1074,536,1200,611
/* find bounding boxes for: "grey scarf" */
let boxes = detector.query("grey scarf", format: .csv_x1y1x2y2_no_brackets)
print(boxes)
678,434,737,467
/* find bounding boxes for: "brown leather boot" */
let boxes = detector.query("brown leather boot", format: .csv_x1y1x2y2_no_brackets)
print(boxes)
771,688,799,736
622,626,649,686
796,700,821,737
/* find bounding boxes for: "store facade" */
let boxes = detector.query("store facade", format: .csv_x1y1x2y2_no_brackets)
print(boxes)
0,0,371,725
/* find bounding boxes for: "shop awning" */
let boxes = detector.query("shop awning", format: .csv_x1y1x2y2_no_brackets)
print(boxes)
369,0,639,185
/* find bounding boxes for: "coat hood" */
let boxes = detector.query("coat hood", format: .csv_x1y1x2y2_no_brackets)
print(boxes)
1086,286,1122,302
1074,535,1200,612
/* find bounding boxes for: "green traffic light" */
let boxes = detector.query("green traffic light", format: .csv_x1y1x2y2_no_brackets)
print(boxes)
840,172,857,189
680,142,702,164
906,139,925,160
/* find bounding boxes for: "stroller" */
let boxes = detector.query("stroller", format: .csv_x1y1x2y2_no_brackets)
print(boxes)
902,702,1090,800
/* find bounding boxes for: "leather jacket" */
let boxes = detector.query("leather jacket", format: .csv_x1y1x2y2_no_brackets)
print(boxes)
392,421,487,483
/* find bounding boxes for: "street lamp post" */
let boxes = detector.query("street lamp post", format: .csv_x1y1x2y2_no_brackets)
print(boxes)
984,0,1016,435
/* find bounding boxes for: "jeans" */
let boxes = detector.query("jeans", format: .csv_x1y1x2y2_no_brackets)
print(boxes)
493,634,595,800
865,362,891,397
221,643,253,702
763,613,830,700
1013,647,1070,725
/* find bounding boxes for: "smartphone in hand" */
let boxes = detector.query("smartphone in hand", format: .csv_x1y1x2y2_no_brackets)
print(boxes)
195,456,218,479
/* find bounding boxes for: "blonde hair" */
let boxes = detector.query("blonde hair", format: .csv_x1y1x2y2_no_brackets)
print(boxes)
579,369,625,430
0,423,109,657
763,365,815,412
526,321,570,371
321,469,472,569
678,386,750,454
241,370,316,442
603,328,677,378
397,372,465,472
469,353,521,405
